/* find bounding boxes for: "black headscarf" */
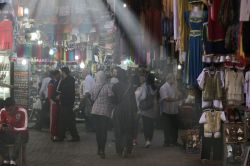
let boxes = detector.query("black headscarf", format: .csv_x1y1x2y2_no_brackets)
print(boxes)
116,68,128,83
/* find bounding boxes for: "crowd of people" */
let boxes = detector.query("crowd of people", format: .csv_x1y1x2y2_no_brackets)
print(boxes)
79,66,182,159
0,65,182,165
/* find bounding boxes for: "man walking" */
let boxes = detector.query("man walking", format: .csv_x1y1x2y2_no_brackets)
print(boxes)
56,67,80,142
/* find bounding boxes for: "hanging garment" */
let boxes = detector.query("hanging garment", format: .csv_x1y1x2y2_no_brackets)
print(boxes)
173,0,180,40
237,23,245,58
199,110,226,138
208,0,226,41
224,24,239,53
184,11,207,86
218,0,240,27
197,69,224,109
162,17,173,58
202,22,229,54
225,70,244,106
0,20,13,50
178,0,189,52
202,71,223,101
242,21,250,56
240,0,250,21
163,0,173,18
245,71,250,108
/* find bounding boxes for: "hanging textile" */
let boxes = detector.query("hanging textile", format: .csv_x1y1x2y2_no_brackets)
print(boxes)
178,0,189,52
0,20,13,50
69,50,75,61
145,8,162,47
163,0,173,18
37,45,42,60
242,21,250,56
225,70,244,106
197,68,224,109
208,0,226,41
162,17,172,58
245,71,250,108
237,23,245,59
17,44,24,58
24,45,32,58
203,22,230,55
173,0,180,40
239,0,250,22
184,10,207,86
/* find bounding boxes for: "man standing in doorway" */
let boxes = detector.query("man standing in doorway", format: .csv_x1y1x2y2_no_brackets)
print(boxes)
56,67,80,142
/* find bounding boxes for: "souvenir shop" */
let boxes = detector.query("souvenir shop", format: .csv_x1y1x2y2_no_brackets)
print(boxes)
174,0,250,165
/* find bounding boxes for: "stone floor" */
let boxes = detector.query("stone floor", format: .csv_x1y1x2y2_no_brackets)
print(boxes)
25,123,222,166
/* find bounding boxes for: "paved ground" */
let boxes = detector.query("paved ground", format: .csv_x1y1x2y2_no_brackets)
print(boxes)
25,123,222,166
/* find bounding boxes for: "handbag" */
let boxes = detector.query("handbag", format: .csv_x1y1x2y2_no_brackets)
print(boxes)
91,85,105,105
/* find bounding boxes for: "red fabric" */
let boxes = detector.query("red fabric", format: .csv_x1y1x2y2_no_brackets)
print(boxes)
37,45,42,60
48,83,59,137
208,0,226,41
66,51,69,61
145,8,162,47
17,44,24,57
0,107,28,134
50,103,58,137
0,20,13,50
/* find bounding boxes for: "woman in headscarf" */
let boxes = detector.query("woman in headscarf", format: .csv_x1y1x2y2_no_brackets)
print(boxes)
91,71,113,159
112,68,137,158
135,72,158,148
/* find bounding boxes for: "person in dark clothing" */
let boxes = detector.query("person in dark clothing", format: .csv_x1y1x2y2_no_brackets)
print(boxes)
0,99,4,110
56,67,80,142
112,68,137,158
135,73,158,148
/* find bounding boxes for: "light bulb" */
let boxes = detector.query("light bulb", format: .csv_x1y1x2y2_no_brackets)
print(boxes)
177,64,182,70
30,33,38,41
24,8,29,15
80,62,85,69
22,59,27,66
123,3,127,8
75,55,79,60
49,49,54,55
38,40,43,45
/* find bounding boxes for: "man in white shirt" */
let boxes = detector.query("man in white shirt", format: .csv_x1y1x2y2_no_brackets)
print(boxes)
33,71,52,130
82,69,95,132
160,74,180,147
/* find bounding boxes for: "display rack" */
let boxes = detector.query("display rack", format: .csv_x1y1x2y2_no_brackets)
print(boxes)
0,55,11,99
14,58,29,108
